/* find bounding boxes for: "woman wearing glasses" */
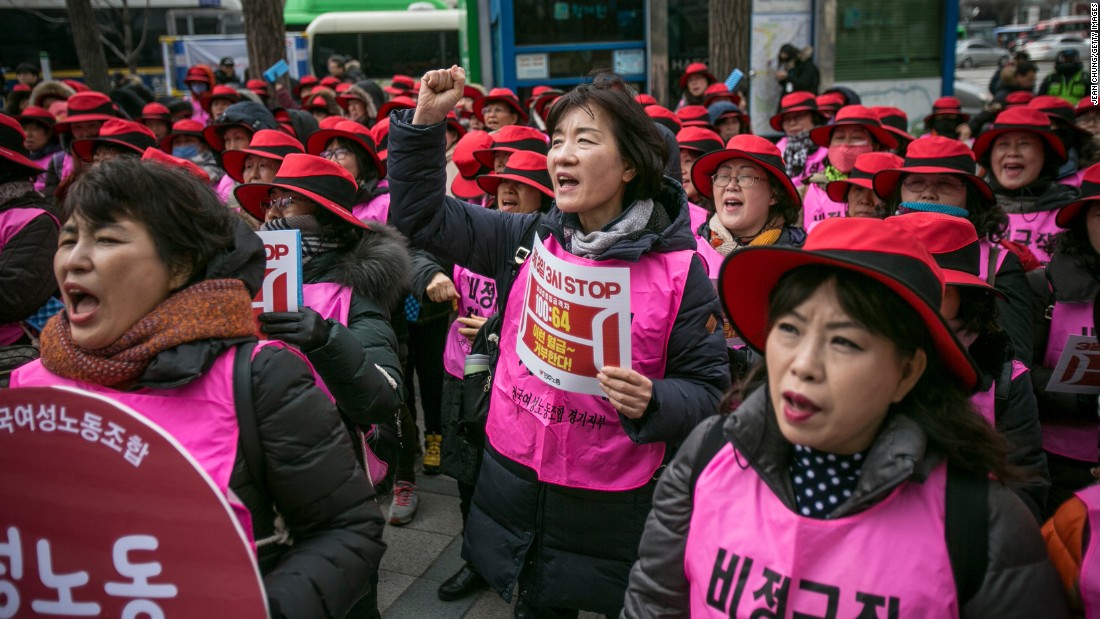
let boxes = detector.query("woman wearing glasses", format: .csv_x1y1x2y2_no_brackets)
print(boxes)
305,120,390,224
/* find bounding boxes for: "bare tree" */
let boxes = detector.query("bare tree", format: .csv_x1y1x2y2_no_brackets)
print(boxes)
241,0,286,81
709,0,751,84
64,0,110,91
97,0,153,74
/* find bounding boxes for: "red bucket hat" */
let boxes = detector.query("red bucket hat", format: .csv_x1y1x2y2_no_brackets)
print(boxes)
302,94,335,114
141,146,210,184
815,92,846,117
295,75,319,99
1056,163,1100,227
825,152,904,202
525,85,563,110
645,105,683,133
473,124,548,168
306,120,386,178
72,119,157,162
872,135,994,206
810,105,898,150
676,126,724,155
18,106,55,131
245,79,269,97
678,62,717,90
971,107,1067,164
54,92,117,132
634,93,658,107
475,150,553,198
138,102,172,124
1030,95,1093,141
451,130,493,199
371,117,391,161
319,76,341,89
445,111,467,139
924,96,970,124
769,91,820,131
200,85,241,113
159,119,206,152
384,74,416,96
719,216,978,389
377,95,416,122
317,115,344,130
703,82,741,107
1076,97,1098,117
234,153,368,229
887,212,1003,297
336,88,368,111
474,88,528,124
1003,91,1034,108
184,65,214,89
221,129,304,183
691,134,800,205
873,106,914,144
676,105,712,128
0,115,45,174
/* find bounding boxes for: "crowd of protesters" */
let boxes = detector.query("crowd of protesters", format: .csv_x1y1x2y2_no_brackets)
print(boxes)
4,41,1100,618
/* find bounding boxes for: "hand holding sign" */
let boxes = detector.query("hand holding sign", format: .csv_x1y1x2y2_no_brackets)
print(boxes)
413,65,465,126
597,366,653,419
258,307,331,352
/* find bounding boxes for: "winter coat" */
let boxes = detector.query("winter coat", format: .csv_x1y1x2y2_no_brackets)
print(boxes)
301,223,410,427
987,246,1038,366
777,45,820,95
387,110,730,613
28,80,75,109
0,182,58,331
622,387,1069,618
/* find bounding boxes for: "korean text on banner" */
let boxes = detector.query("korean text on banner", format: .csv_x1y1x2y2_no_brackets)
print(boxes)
516,236,631,396
1046,334,1100,394
253,230,303,315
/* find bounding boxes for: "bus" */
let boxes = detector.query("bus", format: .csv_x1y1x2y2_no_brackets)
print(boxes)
1034,15,1090,37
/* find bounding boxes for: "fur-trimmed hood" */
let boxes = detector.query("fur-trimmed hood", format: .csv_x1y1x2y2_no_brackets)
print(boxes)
30,80,76,108
305,222,411,309
340,84,378,122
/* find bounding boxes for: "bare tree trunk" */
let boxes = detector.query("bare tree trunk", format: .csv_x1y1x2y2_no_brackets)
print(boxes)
122,1,136,74
708,0,751,81
242,0,286,81
65,0,110,91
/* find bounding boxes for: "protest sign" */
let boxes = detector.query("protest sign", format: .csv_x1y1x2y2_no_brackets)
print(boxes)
1046,333,1100,394
516,237,631,396
252,230,302,317
0,386,269,617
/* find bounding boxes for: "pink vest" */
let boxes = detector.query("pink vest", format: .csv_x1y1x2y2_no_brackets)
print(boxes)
485,234,691,491
191,99,210,127
802,182,847,233
9,343,298,542
443,266,497,379
776,137,829,187
1078,484,1100,618
31,153,51,193
352,182,392,224
970,360,1028,424
1060,169,1086,189
214,173,235,204
0,207,58,345
695,233,724,279
978,239,1010,283
686,444,956,618
688,202,709,233
1041,300,1099,462
1005,210,1060,264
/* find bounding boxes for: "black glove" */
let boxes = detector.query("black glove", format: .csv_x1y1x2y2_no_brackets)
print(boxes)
258,307,331,352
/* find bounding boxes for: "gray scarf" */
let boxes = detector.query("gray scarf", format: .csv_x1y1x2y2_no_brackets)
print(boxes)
564,199,654,259
260,214,340,264
783,130,817,179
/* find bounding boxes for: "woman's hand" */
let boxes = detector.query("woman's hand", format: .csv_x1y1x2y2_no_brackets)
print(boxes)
597,366,653,420
425,272,458,303
258,307,331,352
456,314,488,343
413,65,465,126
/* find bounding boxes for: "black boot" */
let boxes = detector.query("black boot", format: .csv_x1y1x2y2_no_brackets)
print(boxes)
437,563,486,601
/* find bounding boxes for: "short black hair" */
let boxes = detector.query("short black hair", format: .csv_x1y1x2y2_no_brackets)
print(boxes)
15,62,38,75
1015,61,1039,76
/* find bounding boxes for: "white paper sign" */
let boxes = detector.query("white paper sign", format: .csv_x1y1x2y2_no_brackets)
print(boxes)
516,53,550,80
252,230,302,314
516,236,631,396
1046,334,1100,394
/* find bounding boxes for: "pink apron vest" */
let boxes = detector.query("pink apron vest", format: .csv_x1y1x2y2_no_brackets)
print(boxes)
1005,210,1060,264
59,153,75,185
31,153,51,193
776,137,829,187
0,207,58,345
9,343,298,543
685,444,957,618
695,233,724,280
1041,300,1099,462
802,182,847,233
214,173,235,204
688,202,709,233
352,182,392,224
970,359,1029,425
485,234,691,491
443,266,497,379
977,239,1010,284
191,99,210,127
1077,484,1100,618
1060,169,1086,189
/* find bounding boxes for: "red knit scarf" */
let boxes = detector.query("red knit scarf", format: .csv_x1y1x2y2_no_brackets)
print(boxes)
40,279,257,388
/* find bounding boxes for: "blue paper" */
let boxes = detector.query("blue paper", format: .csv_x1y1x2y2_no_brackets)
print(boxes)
724,68,744,92
263,60,289,83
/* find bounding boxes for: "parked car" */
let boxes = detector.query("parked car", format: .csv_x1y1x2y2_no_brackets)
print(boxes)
956,39,1010,68
1020,34,1091,61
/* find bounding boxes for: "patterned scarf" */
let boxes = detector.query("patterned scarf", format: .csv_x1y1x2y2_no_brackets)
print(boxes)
260,214,341,264
39,279,256,388
564,199,654,259
789,443,868,518
707,213,784,256
783,131,817,179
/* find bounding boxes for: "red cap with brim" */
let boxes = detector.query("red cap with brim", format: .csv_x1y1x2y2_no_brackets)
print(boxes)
824,152,904,202
887,211,1005,298
473,88,529,124
71,119,157,162
451,174,485,200
141,147,210,184
234,153,369,229
971,107,1068,164
809,105,898,150
718,217,978,389
872,136,994,206
159,119,206,152
220,129,304,183
475,150,552,198
202,123,254,153
0,115,44,174
769,91,820,132
54,92,117,133
691,134,801,205
679,62,717,90
1056,163,1100,227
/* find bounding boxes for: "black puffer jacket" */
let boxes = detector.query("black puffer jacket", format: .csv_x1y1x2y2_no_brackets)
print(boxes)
0,182,58,331
301,223,410,426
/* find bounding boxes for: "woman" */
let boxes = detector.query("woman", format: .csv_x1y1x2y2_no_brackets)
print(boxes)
136,101,174,142
202,102,280,203
200,85,241,123
676,126,724,220
971,107,1078,264
472,88,528,131
689,133,806,279
824,151,902,219
622,216,1066,618
161,119,226,192
336,83,379,127
676,62,717,109
801,105,898,232
11,157,385,617
305,120,388,223
475,150,554,214
389,66,729,617
707,102,752,144
875,136,1037,365
182,65,215,126
770,91,827,188
220,129,304,186
17,105,61,193
1032,163,1100,515
70,119,156,165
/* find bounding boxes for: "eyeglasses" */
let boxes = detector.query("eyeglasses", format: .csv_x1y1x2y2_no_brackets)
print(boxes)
901,177,966,194
712,173,765,188
320,148,352,162
261,195,297,212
